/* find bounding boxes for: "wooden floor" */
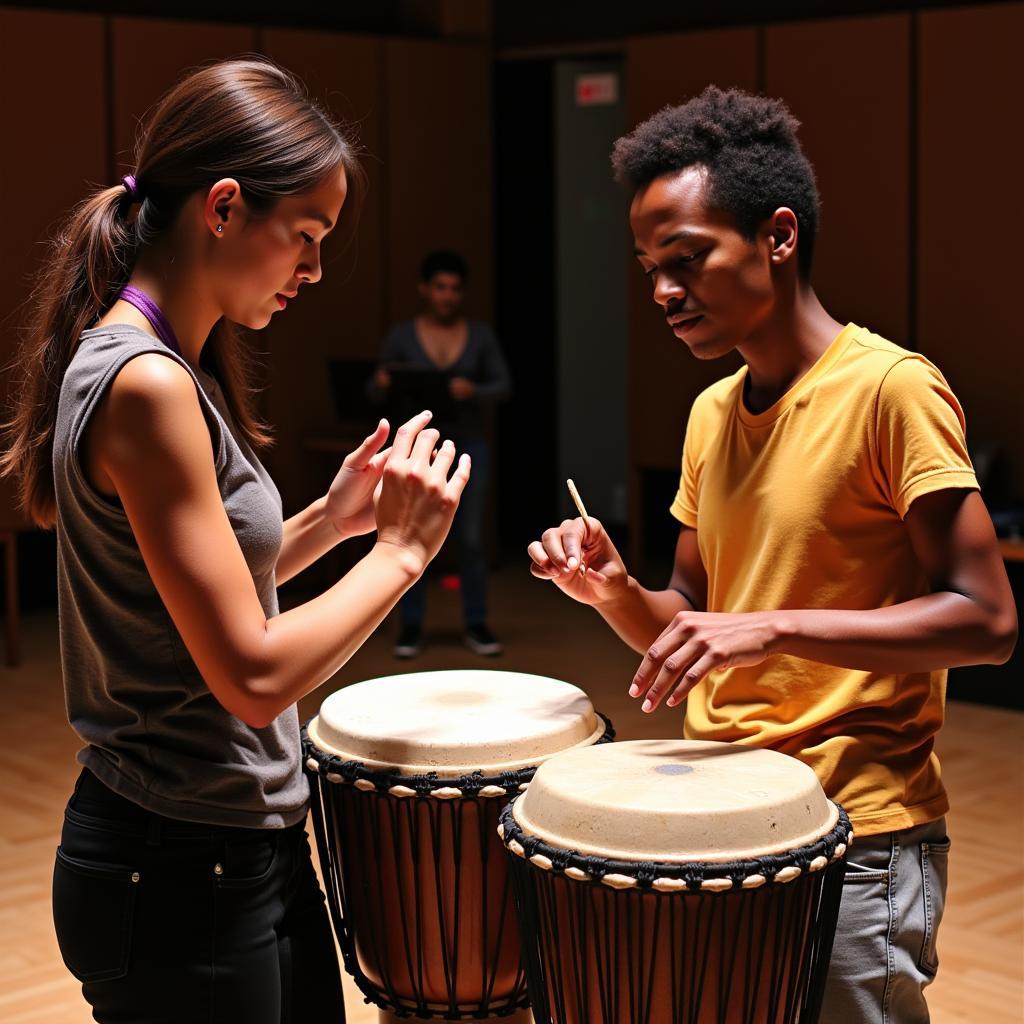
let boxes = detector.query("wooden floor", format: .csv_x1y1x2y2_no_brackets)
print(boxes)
1,566,1021,1023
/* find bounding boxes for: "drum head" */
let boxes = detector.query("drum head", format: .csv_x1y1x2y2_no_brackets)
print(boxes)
512,739,839,863
307,670,605,776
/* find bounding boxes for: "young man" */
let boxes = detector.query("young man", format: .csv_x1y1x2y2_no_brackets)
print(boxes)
371,250,511,658
528,86,1017,1021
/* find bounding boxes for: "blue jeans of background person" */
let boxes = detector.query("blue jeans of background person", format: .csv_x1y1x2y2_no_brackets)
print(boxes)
51,768,345,1024
401,436,489,628
821,817,949,1023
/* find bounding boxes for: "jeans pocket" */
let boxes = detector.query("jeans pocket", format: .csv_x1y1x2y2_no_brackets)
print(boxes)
917,838,950,977
841,844,891,887
842,866,889,885
215,836,279,889
52,846,140,982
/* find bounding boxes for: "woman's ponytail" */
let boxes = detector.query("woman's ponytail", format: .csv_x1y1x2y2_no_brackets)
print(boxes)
1,182,139,527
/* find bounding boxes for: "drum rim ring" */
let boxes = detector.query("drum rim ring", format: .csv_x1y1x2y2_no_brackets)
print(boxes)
300,713,615,799
496,799,851,894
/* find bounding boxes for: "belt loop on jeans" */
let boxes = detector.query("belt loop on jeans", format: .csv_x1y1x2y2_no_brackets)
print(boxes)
146,813,162,847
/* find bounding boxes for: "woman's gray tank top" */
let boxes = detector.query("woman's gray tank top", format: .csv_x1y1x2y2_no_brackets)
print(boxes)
53,325,307,828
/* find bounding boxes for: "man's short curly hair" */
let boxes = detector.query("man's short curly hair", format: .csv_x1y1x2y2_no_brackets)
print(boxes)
612,86,820,278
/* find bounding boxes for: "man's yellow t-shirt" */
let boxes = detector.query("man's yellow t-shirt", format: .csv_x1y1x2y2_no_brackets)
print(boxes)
670,323,979,836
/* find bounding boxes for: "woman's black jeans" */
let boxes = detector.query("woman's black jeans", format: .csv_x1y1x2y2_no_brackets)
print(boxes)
52,768,345,1023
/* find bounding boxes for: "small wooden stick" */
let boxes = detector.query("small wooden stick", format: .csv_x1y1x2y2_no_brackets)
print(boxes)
566,478,589,520
566,479,589,575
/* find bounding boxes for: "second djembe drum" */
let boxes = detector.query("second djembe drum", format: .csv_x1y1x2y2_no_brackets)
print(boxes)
499,739,850,1024
303,670,613,1023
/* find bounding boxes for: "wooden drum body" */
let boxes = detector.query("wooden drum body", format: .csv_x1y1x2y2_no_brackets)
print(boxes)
303,670,613,1022
500,740,851,1024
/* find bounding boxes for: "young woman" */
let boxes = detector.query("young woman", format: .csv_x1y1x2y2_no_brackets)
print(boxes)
2,58,470,1022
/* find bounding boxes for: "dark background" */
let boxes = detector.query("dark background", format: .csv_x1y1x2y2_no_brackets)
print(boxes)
1,0,1020,706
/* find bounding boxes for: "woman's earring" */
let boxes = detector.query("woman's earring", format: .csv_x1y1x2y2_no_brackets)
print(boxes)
216,224,223,233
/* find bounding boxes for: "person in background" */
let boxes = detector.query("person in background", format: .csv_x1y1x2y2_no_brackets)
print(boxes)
370,251,511,658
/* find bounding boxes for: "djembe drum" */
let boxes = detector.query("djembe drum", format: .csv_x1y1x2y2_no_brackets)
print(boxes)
499,740,851,1024
303,670,613,1023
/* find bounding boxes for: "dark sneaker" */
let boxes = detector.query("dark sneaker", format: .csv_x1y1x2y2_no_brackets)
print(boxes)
464,623,503,657
394,624,422,659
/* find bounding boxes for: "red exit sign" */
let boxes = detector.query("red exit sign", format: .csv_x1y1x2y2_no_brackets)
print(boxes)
575,73,619,107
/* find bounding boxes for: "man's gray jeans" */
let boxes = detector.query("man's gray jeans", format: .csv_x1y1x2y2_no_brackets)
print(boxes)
821,817,950,1023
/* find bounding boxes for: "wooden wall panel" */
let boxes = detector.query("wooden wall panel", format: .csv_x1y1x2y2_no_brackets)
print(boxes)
0,8,108,347
110,17,257,171
625,29,756,471
259,30,387,509
384,39,493,325
918,3,1024,497
0,9,108,519
765,14,911,345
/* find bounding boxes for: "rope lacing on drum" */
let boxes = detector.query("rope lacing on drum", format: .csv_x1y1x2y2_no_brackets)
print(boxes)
338,759,365,784
755,855,787,883
456,772,485,797
549,848,575,872
497,800,852,893
497,770,525,794
507,811,849,1024
411,773,438,797
634,861,659,887
577,854,607,881
304,748,543,1021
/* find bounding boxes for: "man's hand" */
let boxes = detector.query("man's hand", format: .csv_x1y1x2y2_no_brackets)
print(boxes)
630,610,782,712
528,516,630,606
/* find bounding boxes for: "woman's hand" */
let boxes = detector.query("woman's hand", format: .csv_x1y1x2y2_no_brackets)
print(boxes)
527,516,629,606
324,419,392,538
630,610,782,712
374,367,392,390
374,410,471,573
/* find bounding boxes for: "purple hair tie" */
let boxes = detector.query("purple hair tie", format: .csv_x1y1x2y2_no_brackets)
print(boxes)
121,174,140,201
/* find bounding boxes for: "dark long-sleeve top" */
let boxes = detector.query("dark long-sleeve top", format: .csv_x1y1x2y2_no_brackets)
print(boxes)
367,319,511,440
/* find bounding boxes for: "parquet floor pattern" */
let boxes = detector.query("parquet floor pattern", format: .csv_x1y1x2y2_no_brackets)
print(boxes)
1,567,1020,1022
